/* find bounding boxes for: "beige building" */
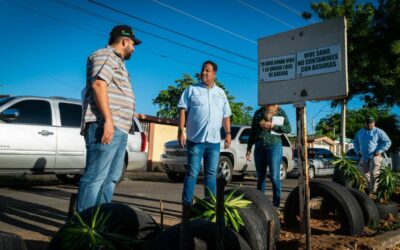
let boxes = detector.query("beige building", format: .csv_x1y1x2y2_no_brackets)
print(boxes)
137,114,178,171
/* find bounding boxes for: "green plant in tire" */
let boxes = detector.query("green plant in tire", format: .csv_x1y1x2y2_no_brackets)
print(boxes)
332,155,367,192
376,164,400,203
57,206,142,250
191,186,252,233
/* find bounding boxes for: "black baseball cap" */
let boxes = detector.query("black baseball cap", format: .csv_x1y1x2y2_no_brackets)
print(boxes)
365,116,375,123
110,25,142,45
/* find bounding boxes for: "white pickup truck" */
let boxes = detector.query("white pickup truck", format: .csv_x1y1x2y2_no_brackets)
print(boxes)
0,96,148,184
160,125,294,183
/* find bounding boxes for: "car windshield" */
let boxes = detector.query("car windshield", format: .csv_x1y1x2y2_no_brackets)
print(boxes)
220,127,240,140
0,97,14,107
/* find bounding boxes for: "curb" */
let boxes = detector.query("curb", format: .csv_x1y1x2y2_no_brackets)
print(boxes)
372,229,400,249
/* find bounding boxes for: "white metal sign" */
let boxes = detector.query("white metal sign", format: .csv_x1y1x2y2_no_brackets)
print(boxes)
296,44,341,77
259,54,296,82
258,17,348,105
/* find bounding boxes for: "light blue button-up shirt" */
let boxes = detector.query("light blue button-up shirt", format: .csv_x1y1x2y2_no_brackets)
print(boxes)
353,127,391,162
178,82,232,143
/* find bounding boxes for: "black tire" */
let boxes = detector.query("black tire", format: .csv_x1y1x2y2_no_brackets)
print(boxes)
347,188,380,227
49,203,161,250
232,174,245,182
237,207,270,250
56,174,81,185
280,160,287,180
375,202,398,220
144,220,251,250
167,172,184,182
308,166,315,179
225,187,280,242
332,167,352,188
0,232,27,250
219,156,233,183
284,180,365,236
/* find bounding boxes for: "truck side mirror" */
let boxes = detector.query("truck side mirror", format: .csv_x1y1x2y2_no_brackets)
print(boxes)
0,109,19,121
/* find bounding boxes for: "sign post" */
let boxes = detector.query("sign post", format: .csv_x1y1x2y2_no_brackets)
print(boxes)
294,102,311,247
258,17,348,250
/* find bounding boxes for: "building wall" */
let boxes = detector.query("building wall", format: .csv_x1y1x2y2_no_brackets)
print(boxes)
149,123,178,171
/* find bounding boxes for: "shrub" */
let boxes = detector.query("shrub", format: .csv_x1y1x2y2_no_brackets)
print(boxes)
191,186,252,232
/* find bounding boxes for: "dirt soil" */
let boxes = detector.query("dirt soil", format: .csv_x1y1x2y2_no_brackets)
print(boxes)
276,203,400,250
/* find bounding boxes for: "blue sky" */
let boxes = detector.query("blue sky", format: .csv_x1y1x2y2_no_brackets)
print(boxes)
0,0,398,134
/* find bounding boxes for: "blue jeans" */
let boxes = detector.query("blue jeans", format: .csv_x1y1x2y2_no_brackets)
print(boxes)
254,141,283,207
76,122,128,213
182,140,220,205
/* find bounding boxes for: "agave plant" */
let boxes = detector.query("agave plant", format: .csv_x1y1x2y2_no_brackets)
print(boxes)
191,186,252,232
332,154,367,192
56,206,141,250
376,164,400,203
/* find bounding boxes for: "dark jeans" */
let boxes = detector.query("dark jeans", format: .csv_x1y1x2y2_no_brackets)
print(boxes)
182,140,220,205
254,141,283,207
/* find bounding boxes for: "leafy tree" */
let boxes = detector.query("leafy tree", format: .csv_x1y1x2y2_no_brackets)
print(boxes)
315,107,400,149
153,74,253,125
303,0,400,107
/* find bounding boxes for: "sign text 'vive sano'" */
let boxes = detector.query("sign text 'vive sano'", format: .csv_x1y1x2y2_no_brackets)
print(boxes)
259,44,341,82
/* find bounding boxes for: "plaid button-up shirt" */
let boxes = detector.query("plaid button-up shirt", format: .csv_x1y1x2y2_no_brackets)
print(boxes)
81,46,135,135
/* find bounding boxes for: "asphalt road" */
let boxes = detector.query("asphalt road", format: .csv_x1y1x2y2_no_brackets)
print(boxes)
0,173,301,249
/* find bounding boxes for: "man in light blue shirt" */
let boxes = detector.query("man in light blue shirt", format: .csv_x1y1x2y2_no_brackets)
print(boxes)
177,61,231,249
354,116,391,193
177,60,232,207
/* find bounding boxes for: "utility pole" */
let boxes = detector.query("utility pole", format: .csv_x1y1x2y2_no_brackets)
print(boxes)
312,118,315,134
340,99,347,154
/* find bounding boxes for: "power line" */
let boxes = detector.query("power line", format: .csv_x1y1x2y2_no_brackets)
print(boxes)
88,0,257,63
236,0,295,29
152,0,257,45
2,0,256,82
271,0,314,24
307,102,330,127
50,0,256,71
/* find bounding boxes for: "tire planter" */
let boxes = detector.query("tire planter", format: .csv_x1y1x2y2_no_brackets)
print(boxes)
375,202,398,220
284,180,365,236
331,167,352,188
0,232,27,250
225,187,280,242
48,203,161,250
145,220,251,250
347,188,380,227
237,206,269,250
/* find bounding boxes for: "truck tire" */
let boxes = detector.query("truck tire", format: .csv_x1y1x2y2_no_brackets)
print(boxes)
280,160,287,180
167,172,185,182
219,156,233,183
56,174,81,185
144,220,251,250
284,180,365,236
225,187,280,242
0,232,27,250
308,165,315,179
347,188,380,227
